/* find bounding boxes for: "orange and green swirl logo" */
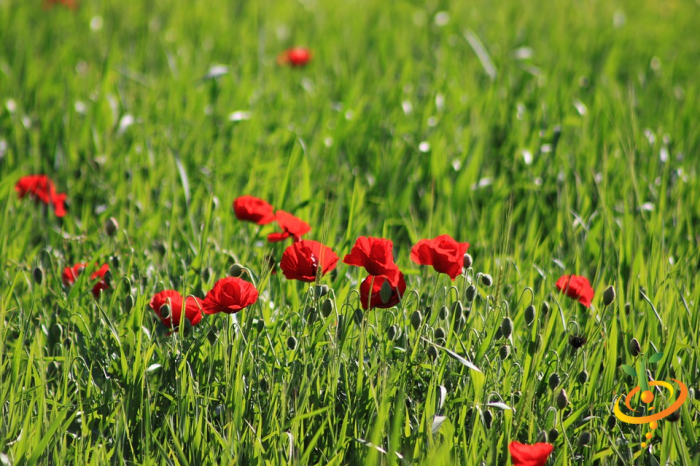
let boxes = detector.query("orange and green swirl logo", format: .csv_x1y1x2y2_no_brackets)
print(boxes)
614,351,688,449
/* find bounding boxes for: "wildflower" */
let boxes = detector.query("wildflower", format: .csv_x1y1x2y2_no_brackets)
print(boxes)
277,47,313,67
359,273,406,310
233,195,275,225
279,240,338,282
555,274,594,308
149,290,203,329
267,210,311,242
15,175,67,217
343,236,401,286
410,234,469,280
202,277,259,315
62,263,110,298
44,0,78,10
508,441,554,466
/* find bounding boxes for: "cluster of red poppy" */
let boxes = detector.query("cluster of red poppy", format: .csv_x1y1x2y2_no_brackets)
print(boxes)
15,175,68,218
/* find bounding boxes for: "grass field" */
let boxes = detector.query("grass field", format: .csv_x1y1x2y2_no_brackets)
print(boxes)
1,0,700,464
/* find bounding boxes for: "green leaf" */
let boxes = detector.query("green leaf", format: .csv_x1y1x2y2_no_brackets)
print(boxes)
621,365,637,377
648,352,664,364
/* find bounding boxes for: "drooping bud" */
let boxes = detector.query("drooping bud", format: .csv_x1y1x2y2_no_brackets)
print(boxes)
548,373,560,390
463,253,473,270
494,326,503,340
577,431,591,447
228,264,244,277
481,274,493,287
603,285,616,306
321,299,334,318
499,345,511,360
379,280,393,304
286,336,297,350
541,301,550,317
439,305,449,320
500,317,513,339
548,428,559,442
315,284,329,298
513,391,522,404
111,255,120,268
427,345,439,361
524,304,536,326
435,327,446,341
410,311,423,330
577,370,589,384
160,303,172,320
386,325,397,341
465,285,477,302
629,338,641,357
624,302,631,314
105,217,119,236
483,409,493,429
666,410,681,423
606,414,616,430
202,267,213,282
256,319,265,333
33,266,44,285
454,316,466,332
353,308,364,326
568,334,587,350
124,294,134,312
451,301,464,320
556,388,568,410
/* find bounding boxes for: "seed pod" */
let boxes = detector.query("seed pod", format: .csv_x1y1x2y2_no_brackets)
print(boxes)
524,305,536,326
410,311,423,330
321,299,334,318
435,327,446,341
537,430,548,443
629,338,641,357
463,253,473,270
483,409,493,429
286,336,297,350
315,284,329,298
202,267,213,282
229,264,244,277
386,325,397,341
549,373,560,390
105,217,119,236
379,280,393,304
606,414,616,430
427,345,439,361
577,431,591,447
481,274,493,287
556,389,568,410
124,294,134,312
451,301,464,320
501,317,513,339
541,301,550,317
160,303,172,320
33,266,44,285
577,370,589,384
353,308,364,326
256,319,265,333
439,305,449,320
548,428,559,442
499,345,511,360
465,285,477,302
603,285,616,306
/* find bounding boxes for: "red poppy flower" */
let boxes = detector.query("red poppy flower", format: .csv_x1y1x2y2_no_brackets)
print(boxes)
410,234,470,280
277,47,313,67
343,236,401,286
359,273,406,310
508,441,554,466
62,263,110,298
15,175,67,217
280,240,338,282
555,274,594,308
267,210,311,242
44,0,78,9
233,195,276,225
149,290,203,329
202,277,259,315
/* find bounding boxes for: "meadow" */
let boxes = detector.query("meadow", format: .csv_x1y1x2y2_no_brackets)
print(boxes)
1,0,699,464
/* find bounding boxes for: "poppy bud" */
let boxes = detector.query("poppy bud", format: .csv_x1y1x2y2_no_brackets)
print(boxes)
105,217,119,236
427,345,439,361
500,317,513,339
321,298,334,318
548,428,559,442
287,336,297,350
386,325,397,341
424,305,432,318
603,285,616,306
624,302,631,314
499,345,511,360
549,373,560,390
124,294,134,312
315,284,329,298
454,315,466,332
483,409,493,429
541,301,550,316
481,274,493,287
629,338,641,357
202,267,213,282
513,390,522,404
439,305,449,320
255,319,265,333
160,303,171,320
666,410,680,423
111,255,120,268
451,301,464,320
435,327,446,341
229,264,244,277
577,369,589,384
494,326,503,340
556,389,568,410
353,308,364,326
410,311,422,330
606,414,616,430
463,253,473,269
379,280,393,304
537,430,548,443
33,266,44,285
577,431,591,448
524,305,536,325
465,285,477,302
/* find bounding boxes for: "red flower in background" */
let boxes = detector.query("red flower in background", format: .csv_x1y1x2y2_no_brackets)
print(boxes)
277,47,313,67
15,175,67,217
149,290,203,329
343,236,401,286
508,441,553,466
556,274,594,308
233,195,276,225
410,234,469,280
202,277,259,315
267,211,311,242
44,0,78,10
280,240,338,282
62,263,110,298
359,273,406,310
